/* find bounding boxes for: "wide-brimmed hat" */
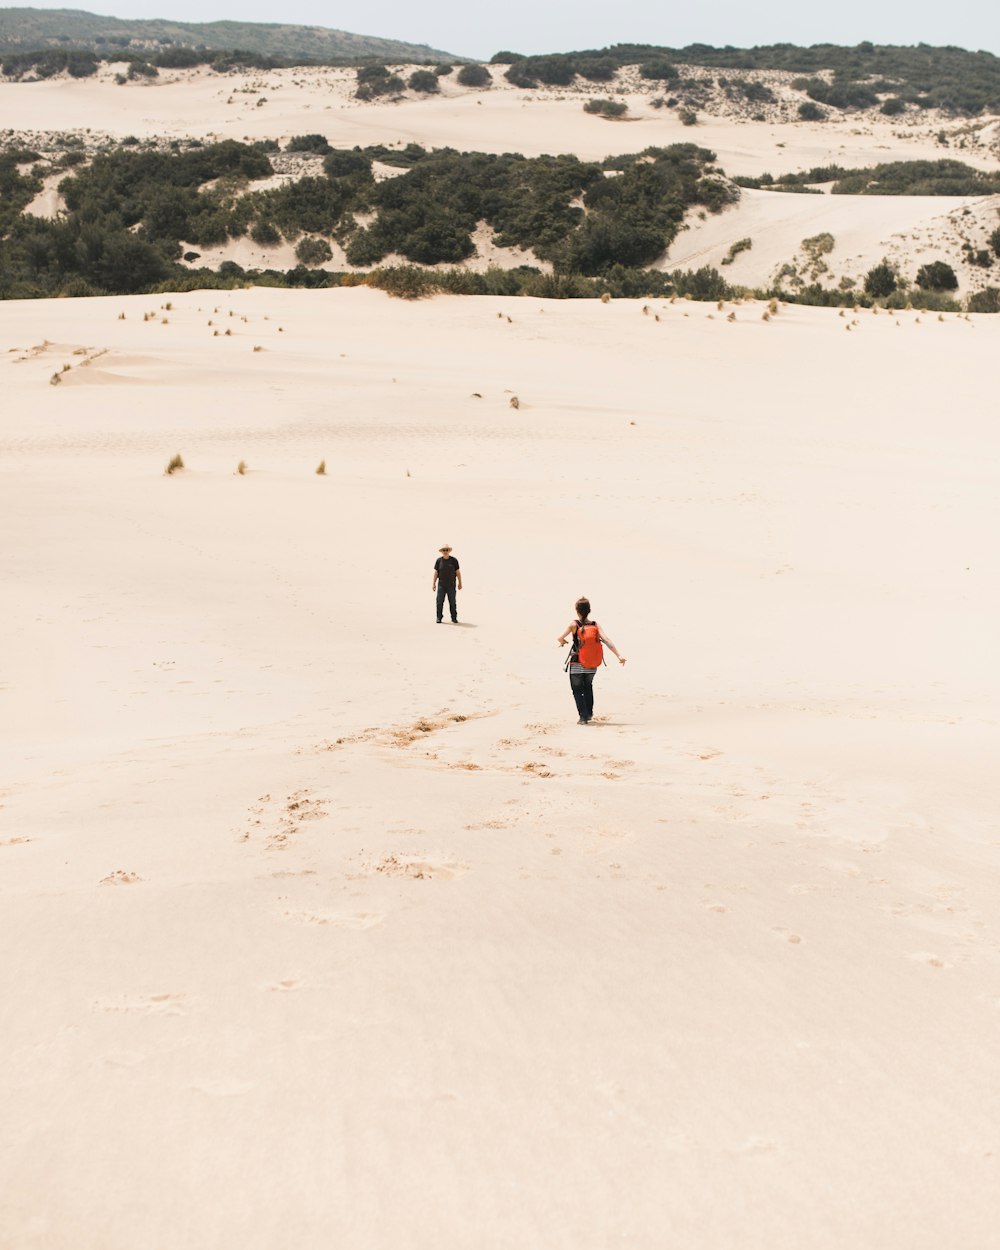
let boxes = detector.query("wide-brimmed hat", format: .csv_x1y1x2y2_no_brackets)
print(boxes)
439,545,453,552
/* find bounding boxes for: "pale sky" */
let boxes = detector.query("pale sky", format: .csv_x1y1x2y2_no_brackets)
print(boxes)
22,0,1000,59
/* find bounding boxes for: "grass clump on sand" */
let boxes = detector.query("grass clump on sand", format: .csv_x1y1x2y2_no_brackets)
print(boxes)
236,460,247,475
583,98,628,118
165,453,185,474
315,459,327,475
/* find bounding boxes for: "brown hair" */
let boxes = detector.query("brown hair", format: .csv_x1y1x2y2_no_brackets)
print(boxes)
575,597,591,621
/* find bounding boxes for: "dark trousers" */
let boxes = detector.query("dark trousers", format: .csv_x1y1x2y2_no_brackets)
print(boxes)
436,582,457,622
569,671,595,721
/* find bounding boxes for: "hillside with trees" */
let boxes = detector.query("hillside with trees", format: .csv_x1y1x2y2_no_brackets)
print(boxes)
0,6,454,63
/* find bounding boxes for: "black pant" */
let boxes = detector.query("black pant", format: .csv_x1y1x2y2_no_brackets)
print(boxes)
570,671,595,721
436,582,457,622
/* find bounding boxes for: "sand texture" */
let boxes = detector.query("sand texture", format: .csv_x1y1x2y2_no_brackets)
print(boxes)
2,283,999,1248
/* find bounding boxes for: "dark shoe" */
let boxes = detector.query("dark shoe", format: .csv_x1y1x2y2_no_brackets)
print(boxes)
436,618,443,623
451,619,459,624
577,717,588,725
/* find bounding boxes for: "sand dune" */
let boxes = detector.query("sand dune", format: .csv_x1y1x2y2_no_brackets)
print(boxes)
2,285,999,1247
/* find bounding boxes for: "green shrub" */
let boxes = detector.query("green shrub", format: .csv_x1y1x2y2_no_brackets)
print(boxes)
639,61,679,82
880,97,906,115
798,101,826,121
990,227,1000,258
968,286,1000,312
457,64,491,88
720,237,751,265
679,109,698,126
368,265,439,298
864,261,897,297
295,236,333,266
408,69,439,93
434,64,453,76
250,219,280,245
583,98,628,118
916,260,958,290
286,134,332,154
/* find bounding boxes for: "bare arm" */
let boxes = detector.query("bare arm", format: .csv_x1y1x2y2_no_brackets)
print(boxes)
557,621,576,646
599,628,627,665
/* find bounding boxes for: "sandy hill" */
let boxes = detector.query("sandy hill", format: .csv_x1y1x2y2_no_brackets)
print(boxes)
4,59,1000,298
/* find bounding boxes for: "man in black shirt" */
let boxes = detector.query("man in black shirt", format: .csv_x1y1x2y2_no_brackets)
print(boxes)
432,545,462,623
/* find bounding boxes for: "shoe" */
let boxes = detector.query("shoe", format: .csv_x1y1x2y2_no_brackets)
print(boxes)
451,619,459,624
436,618,442,623
577,717,587,725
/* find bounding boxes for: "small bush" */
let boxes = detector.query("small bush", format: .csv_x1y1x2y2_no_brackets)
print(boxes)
639,61,679,82
583,98,628,118
316,459,327,475
295,236,333,266
457,64,491,88
434,64,453,76
679,109,698,126
165,453,184,475
990,227,1000,258
368,265,439,299
916,260,958,291
721,237,751,265
286,134,332,154
237,460,247,475
880,97,906,116
864,261,897,298
798,101,827,121
968,287,1000,313
250,220,281,245
408,69,439,94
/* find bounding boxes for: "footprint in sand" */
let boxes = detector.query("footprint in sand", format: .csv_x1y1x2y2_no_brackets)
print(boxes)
373,855,468,881
99,869,142,885
285,909,385,929
92,993,187,1015
770,927,803,944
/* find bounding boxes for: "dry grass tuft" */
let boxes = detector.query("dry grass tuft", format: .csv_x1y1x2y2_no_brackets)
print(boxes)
224,328,232,337
315,459,327,475
768,298,778,315
118,312,126,320
165,453,184,475
509,395,520,409
600,292,611,304
252,345,263,352
726,311,736,322
236,460,247,475
762,311,771,322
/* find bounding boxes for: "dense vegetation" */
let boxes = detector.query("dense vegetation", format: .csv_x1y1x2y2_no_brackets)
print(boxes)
735,160,1000,196
2,136,996,310
490,42,1000,115
0,138,735,297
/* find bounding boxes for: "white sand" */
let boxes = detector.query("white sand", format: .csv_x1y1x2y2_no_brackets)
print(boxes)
2,285,1000,1248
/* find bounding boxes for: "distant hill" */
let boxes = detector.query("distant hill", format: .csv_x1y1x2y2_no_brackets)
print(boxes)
0,7,458,63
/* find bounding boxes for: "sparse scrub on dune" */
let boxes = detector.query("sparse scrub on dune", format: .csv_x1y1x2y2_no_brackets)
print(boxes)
583,98,628,118
165,453,185,475
721,237,752,265
368,266,440,299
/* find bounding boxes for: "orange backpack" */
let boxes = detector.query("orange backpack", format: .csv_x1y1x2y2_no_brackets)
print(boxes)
572,621,604,669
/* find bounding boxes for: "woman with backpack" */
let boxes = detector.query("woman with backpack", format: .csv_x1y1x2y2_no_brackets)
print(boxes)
557,597,626,724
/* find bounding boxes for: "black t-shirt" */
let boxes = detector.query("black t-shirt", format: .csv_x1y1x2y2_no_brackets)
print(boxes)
434,555,460,586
